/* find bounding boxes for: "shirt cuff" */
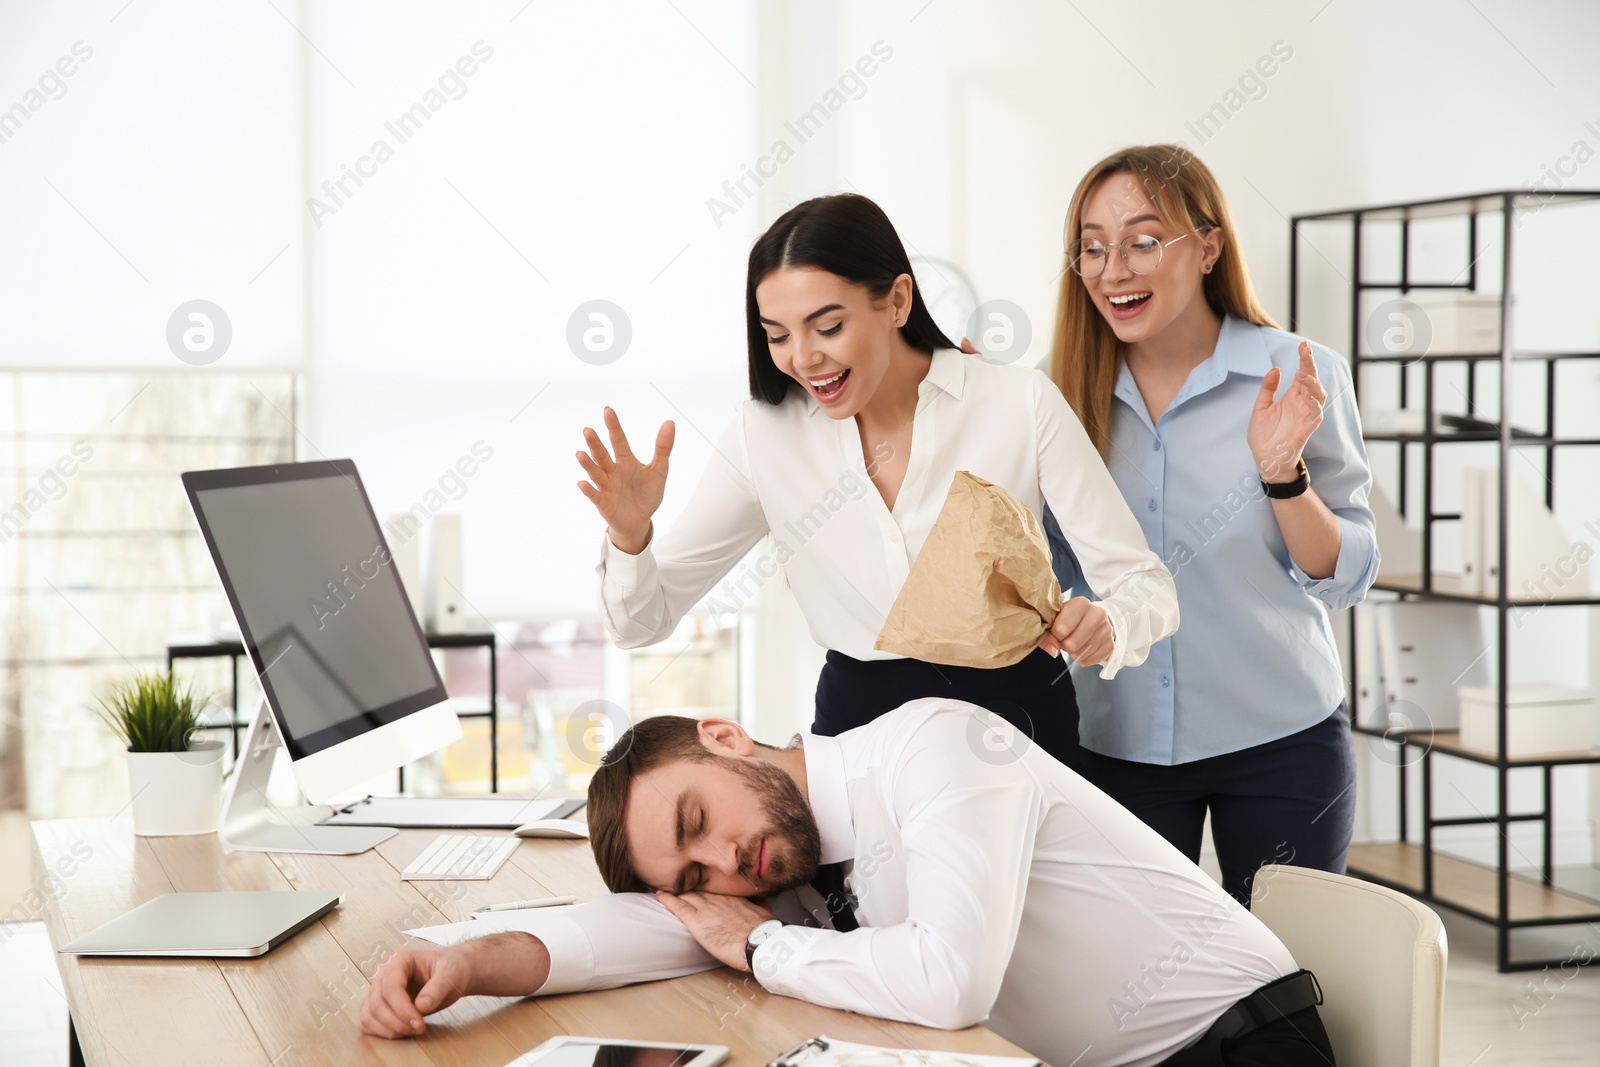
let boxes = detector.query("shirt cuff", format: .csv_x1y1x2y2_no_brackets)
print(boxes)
1093,566,1178,680
750,923,841,992
1294,515,1378,610
520,913,598,996
596,528,664,645
598,525,656,583
1097,601,1130,680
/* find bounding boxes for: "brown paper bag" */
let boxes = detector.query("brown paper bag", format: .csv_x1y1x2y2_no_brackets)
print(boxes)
873,471,1063,668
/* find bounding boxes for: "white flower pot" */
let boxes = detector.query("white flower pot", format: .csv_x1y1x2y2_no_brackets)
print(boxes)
125,740,226,836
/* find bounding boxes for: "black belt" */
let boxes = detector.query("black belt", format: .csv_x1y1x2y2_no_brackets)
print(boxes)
1158,970,1326,1066
1205,969,1323,1042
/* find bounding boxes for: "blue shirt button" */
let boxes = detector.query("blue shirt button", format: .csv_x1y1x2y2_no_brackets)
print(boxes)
1147,499,1157,512
1153,440,1162,451
1160,675,1171,688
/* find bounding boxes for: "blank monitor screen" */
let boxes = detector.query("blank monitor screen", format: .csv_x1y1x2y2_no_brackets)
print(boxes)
183,461,446,760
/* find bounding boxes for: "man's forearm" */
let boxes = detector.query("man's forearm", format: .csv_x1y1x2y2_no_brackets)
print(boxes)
459,932,551,997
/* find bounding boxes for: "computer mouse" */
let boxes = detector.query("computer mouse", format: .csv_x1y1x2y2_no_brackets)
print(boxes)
513,818,590,840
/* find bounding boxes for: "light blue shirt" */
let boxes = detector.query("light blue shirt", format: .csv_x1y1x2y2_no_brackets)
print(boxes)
1045,315,1378,764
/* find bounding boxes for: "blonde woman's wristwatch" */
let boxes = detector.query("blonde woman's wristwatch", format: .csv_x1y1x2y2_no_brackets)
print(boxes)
1261,458,1310,499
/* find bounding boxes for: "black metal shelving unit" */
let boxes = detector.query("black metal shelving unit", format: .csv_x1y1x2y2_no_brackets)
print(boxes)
1290,189,1600,972
168,630,502,791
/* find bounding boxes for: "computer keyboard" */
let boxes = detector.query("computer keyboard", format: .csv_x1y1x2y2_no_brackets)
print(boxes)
401,834,519,881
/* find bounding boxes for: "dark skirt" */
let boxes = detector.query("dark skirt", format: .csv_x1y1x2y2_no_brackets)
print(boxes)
812,648,1082,771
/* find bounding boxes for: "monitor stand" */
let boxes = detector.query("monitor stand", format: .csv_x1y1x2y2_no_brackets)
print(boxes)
218,698,397,855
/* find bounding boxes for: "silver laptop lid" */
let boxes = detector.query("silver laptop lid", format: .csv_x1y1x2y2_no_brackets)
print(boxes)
58,890,342,958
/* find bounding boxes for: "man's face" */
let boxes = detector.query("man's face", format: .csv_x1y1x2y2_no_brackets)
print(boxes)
623,751,821,897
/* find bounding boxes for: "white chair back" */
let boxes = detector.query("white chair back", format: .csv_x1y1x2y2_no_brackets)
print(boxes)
1251,864,1447,1067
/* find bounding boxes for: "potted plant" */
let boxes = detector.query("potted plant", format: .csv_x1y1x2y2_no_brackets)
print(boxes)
97,670,225,836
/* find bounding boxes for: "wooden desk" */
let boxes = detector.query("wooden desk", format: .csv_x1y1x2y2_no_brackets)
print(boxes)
32,818,1037,1067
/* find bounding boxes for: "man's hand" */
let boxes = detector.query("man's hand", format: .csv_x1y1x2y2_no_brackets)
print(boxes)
655,891,777,972
359,946,472,1038
1037,596,1114,666
359,933,551,1039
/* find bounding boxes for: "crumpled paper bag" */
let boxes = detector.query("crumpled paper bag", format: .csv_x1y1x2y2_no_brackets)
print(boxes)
873,471,1063,668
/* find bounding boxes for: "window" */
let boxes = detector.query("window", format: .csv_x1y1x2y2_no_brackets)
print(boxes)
0,371,295,817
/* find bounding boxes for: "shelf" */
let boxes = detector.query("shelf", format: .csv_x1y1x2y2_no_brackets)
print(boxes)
1356,351,1500,363
1353,723,1600,766
168,631,497,654
1363,432,1600,446
1374,574,1600,607
1293,188,1600,223
1401,729,1600,767
1353,282,1477,292
1296,188,1600,971
1354,350,1600,363
1347,842,1600,923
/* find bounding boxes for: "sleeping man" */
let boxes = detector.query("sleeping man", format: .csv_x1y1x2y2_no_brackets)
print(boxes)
359,699,1336,1066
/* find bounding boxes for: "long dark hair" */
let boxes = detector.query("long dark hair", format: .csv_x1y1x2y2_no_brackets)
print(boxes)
745,193,955,405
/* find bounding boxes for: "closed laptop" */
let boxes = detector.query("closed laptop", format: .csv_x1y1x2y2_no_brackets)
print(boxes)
58,890,341,958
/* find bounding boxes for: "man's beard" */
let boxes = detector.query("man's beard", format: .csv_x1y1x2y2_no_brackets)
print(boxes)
725,757,822,893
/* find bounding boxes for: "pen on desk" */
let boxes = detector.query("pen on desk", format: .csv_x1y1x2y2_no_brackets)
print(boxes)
473,895,577,914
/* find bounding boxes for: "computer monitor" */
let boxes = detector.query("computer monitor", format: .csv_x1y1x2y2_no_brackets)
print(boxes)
183,459,462,854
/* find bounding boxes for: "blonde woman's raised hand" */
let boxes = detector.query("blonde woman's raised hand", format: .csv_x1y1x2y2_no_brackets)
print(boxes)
1249,340,1326,482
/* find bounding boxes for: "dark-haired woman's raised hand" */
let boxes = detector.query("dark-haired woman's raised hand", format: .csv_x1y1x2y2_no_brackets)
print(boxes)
577,407,675,555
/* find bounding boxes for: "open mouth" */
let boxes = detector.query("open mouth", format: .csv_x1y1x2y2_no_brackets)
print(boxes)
807,369,850,403
1107,291,1152,319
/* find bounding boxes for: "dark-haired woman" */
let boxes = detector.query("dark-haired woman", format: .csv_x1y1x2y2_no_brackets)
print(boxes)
576,193,1178,769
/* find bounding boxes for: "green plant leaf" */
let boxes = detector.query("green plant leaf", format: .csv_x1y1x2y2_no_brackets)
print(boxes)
95,670,211,753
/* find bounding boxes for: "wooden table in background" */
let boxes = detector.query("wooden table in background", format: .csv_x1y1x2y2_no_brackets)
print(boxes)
32,816,1038,1067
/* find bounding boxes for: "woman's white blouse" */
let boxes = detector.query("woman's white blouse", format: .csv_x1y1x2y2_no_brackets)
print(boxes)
597,348,1179,678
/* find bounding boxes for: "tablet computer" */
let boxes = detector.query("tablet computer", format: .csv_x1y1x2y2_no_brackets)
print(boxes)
502,1036,730,1067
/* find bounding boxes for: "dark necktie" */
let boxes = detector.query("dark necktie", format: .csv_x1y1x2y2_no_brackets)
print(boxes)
810,861,859,932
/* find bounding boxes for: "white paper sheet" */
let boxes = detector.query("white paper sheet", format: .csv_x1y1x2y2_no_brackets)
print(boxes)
405,905,578,946
320,795,575,829
807,1037,1041,1067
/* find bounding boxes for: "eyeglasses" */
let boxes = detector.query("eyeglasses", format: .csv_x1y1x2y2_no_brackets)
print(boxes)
1068,232,1189,279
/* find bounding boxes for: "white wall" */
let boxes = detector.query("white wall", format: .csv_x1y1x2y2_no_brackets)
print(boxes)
0,0,305,367
297,1,761,620
755,0,1600,359
0,0,761,619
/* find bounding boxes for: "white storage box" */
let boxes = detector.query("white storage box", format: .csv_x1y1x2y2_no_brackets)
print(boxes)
1409,292,1501,355
1458,685,1595,757
1372,602,1490,730
1362,291,1502,357
1362,409,1427,435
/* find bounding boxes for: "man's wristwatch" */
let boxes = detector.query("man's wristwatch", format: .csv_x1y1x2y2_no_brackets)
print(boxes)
744,919,784,973
1260,458,1310,499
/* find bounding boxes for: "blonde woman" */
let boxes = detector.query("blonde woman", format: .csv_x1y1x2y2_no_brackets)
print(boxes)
1043,145,1377,906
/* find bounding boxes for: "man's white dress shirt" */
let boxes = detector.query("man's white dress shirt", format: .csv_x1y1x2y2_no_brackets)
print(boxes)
598,348,1179,678
507,700,1296,1067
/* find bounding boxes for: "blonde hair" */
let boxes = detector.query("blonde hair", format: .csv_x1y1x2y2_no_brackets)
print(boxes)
1049,144,1277,459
